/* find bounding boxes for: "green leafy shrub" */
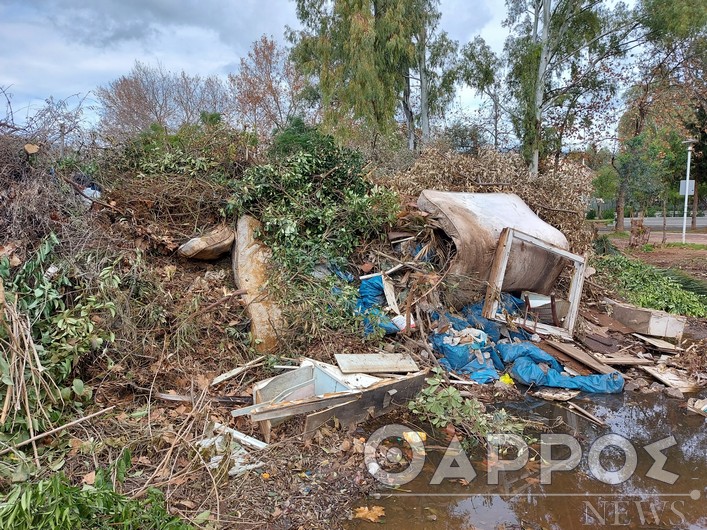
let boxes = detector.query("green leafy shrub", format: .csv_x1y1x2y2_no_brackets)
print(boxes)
0,466,191,529
119,119,255,180
408,369,527,446
594,254,707,317
0,235,118,436
227,124,399,272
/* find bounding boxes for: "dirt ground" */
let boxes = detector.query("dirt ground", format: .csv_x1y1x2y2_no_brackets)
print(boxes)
610,231,707,281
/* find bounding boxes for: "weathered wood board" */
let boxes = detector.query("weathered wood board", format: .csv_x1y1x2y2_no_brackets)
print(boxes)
633,334,682,354
537,342,593,376
640,366,699,393
546,340,616,375
594,353,653,366
580,309,636,335
334,353,419,374
303,372,428,437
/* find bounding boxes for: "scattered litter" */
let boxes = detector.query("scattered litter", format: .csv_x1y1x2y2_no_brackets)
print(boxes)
687,398,707,418
197,422,266,476
232,358,427,441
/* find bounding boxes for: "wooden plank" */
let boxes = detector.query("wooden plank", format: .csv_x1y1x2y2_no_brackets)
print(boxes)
546,340,616,375
640,366,699,393
565,256,587,335
512,230,586,263
633,334,682,354
250,393,361,422
580,309,636,335
482,227,513,319
510,317,572,341
211,355,266,386
334,353,419,374
303,372,428,437
594,353,653,366
537,342,593,376
580,335,621,355
381,275,401,314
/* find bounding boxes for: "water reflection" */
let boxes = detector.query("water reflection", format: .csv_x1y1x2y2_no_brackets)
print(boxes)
349,391,707,529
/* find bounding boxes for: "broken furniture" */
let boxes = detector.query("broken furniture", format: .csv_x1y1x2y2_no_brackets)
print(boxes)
417,191,570,308
605,299,686,340
231,359,427,442
482,227,587,340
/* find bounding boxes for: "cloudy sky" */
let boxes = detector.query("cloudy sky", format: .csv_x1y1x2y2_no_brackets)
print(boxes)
0,0,509,124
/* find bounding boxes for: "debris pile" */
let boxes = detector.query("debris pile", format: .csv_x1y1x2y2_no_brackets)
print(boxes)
381,148,595,253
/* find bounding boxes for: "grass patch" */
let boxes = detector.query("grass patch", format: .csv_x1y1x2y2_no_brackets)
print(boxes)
665,242,707,251
606,231,630,239
594,254,707,317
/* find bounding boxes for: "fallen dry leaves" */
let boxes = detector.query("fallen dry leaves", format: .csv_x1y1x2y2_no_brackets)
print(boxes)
353,505,385,522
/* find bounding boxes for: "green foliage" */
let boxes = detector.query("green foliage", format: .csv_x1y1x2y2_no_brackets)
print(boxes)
0,235,118,436
270,271,365,346
268,117,330,160
662,268,707,298
227,125,399,272
593,235,619,255
595,254,707,317
120,121,255,180
665,242,707,251
408,368,526,445
593,165,619,200
0,470,191,530
586,209,597,220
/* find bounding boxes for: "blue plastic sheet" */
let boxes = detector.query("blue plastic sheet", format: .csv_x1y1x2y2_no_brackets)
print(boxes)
510,357,625,394
427,297,625,393
496,343,563,372
356,276,399,335
430,333,499,384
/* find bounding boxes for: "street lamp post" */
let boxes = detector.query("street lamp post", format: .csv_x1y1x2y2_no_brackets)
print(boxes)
681,138,697,244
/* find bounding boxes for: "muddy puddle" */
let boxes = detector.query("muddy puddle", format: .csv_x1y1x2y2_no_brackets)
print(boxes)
348,390,707,529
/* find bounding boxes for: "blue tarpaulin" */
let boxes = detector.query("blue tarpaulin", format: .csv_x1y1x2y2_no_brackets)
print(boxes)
427,297,625,394
356,276,399,335
510,356,624,393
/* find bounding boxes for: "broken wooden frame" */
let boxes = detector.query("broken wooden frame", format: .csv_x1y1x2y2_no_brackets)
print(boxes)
482,228,587,339
231,359,428,442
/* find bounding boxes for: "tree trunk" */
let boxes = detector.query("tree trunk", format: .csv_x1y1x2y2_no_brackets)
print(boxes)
662,199,667,244
492,91,499,149
691,172,699,230
418,27,430,146
616,183,625,231
531,0,551,177
402,74,415,151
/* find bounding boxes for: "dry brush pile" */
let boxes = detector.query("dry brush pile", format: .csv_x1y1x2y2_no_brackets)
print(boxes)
381,147,595,253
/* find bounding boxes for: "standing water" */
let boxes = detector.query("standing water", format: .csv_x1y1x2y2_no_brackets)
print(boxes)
349,391,707,529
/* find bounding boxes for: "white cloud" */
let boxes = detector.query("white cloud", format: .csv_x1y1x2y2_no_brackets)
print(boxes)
0,0,505,124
